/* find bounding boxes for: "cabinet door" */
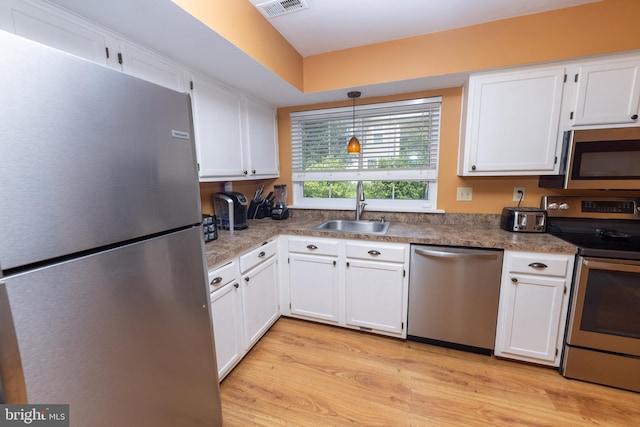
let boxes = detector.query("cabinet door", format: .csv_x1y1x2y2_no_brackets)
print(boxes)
0,0,116,68
119,41,189,92
289,253,339,323
245,99,279,178
345,259,405,335
461,67,565,175
242,256,279,348
572,58,640,126
495,274,566,365
210,281,244,381
191,73,246,180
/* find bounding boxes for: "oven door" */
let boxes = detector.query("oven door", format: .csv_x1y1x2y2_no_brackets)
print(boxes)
567,256,640,357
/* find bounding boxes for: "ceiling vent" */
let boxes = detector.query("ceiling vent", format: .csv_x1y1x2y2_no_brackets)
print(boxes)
253,0,309,19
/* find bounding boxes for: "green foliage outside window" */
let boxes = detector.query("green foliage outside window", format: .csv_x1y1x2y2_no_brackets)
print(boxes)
303,181,427,200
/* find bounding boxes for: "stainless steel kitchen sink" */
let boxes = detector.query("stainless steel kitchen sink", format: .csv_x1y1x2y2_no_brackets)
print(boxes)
314,219,390,235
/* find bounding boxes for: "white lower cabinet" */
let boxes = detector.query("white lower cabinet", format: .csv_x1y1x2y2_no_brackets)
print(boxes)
283,236,409,338
241,255,279,348
345,242,407,335
287,237,340,324
208,261,243,381
289,252,340,323
345,259,405,335
494,251,575,366
208,240,279,381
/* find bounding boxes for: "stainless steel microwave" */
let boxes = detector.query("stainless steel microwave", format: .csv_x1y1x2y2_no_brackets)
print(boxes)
539,127,640,190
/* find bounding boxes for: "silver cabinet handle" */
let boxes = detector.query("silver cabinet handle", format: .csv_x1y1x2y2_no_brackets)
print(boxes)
258,251,266,258
414,248,499,259
210,277,222,285
307,244,318,250
511,277,518,283
528,262,548,269
368,250,381,256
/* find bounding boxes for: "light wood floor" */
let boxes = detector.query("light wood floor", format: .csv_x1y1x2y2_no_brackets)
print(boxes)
220,318,640,426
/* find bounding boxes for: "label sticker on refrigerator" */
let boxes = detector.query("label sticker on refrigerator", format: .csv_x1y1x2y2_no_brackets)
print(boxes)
171,130,190,140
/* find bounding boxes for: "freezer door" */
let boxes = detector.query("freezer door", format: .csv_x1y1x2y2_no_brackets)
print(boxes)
0,227,222,426
0,31,201,270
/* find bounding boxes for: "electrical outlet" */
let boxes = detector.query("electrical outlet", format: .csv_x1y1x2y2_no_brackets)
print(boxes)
456,187,473,201
513,187,525,202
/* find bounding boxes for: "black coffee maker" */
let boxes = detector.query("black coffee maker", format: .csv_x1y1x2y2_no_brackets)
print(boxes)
212,192,249,230
271,184,289,220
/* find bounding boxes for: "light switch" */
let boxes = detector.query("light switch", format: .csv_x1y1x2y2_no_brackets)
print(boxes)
456,187,473,201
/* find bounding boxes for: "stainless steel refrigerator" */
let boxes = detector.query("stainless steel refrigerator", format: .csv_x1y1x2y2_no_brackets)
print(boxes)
0,31,223,425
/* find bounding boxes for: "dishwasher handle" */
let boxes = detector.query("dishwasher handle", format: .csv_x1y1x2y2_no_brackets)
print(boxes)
413,248,500,259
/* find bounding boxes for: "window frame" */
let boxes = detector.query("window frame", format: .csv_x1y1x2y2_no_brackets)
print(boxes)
290,97,442,213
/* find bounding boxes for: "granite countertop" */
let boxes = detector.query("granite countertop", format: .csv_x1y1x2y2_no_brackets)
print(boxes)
204,210,577,269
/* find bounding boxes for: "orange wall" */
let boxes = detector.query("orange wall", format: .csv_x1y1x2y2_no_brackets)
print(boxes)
174,0,638,94
181,0,640,214
303,0,640,93
171,0,303,90
200,179,278,215
277,89,551,214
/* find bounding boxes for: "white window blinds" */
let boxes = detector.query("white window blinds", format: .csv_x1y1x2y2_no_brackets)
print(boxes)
291,97,441,181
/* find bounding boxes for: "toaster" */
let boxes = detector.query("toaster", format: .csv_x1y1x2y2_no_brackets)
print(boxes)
212,192,249,230
500,207,547,233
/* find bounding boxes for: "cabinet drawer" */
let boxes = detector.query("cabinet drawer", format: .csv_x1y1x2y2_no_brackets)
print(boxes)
208,261,238,292
240,240,277,273
508,253,570,277
346,242,406,263
288,237,339,256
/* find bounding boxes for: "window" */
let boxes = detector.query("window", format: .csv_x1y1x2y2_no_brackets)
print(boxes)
290,97,441,212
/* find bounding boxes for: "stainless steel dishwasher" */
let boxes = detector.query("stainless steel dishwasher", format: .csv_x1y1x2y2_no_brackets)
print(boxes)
408,245,503,354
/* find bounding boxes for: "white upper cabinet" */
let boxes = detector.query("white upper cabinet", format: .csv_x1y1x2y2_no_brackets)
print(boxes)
245,99,279,178
192,73,279,182
191,73,246,180
0,0,117,68
2,0,277,177
569,57,640,126
118,41,189,93
0,0,190,93
459,53,640,176
459,66,566,176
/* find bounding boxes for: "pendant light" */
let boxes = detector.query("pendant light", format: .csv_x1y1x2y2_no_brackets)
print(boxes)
347,91,361,154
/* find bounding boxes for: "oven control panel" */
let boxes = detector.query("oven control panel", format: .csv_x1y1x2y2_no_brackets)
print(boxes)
582,200,636,214
542,196,640,219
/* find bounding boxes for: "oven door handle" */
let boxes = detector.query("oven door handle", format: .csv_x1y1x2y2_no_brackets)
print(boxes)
583,258,640,273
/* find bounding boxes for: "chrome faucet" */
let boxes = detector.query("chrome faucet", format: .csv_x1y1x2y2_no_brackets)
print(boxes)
355,181,367,220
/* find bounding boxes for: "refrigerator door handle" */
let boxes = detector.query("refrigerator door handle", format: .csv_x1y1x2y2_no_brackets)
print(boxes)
0,282,27,403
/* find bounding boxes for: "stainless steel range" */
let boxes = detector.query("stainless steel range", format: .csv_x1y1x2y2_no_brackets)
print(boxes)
542,196,640,392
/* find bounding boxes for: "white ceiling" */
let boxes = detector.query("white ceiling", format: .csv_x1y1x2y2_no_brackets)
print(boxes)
252,0,600,56
47,0,600,107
